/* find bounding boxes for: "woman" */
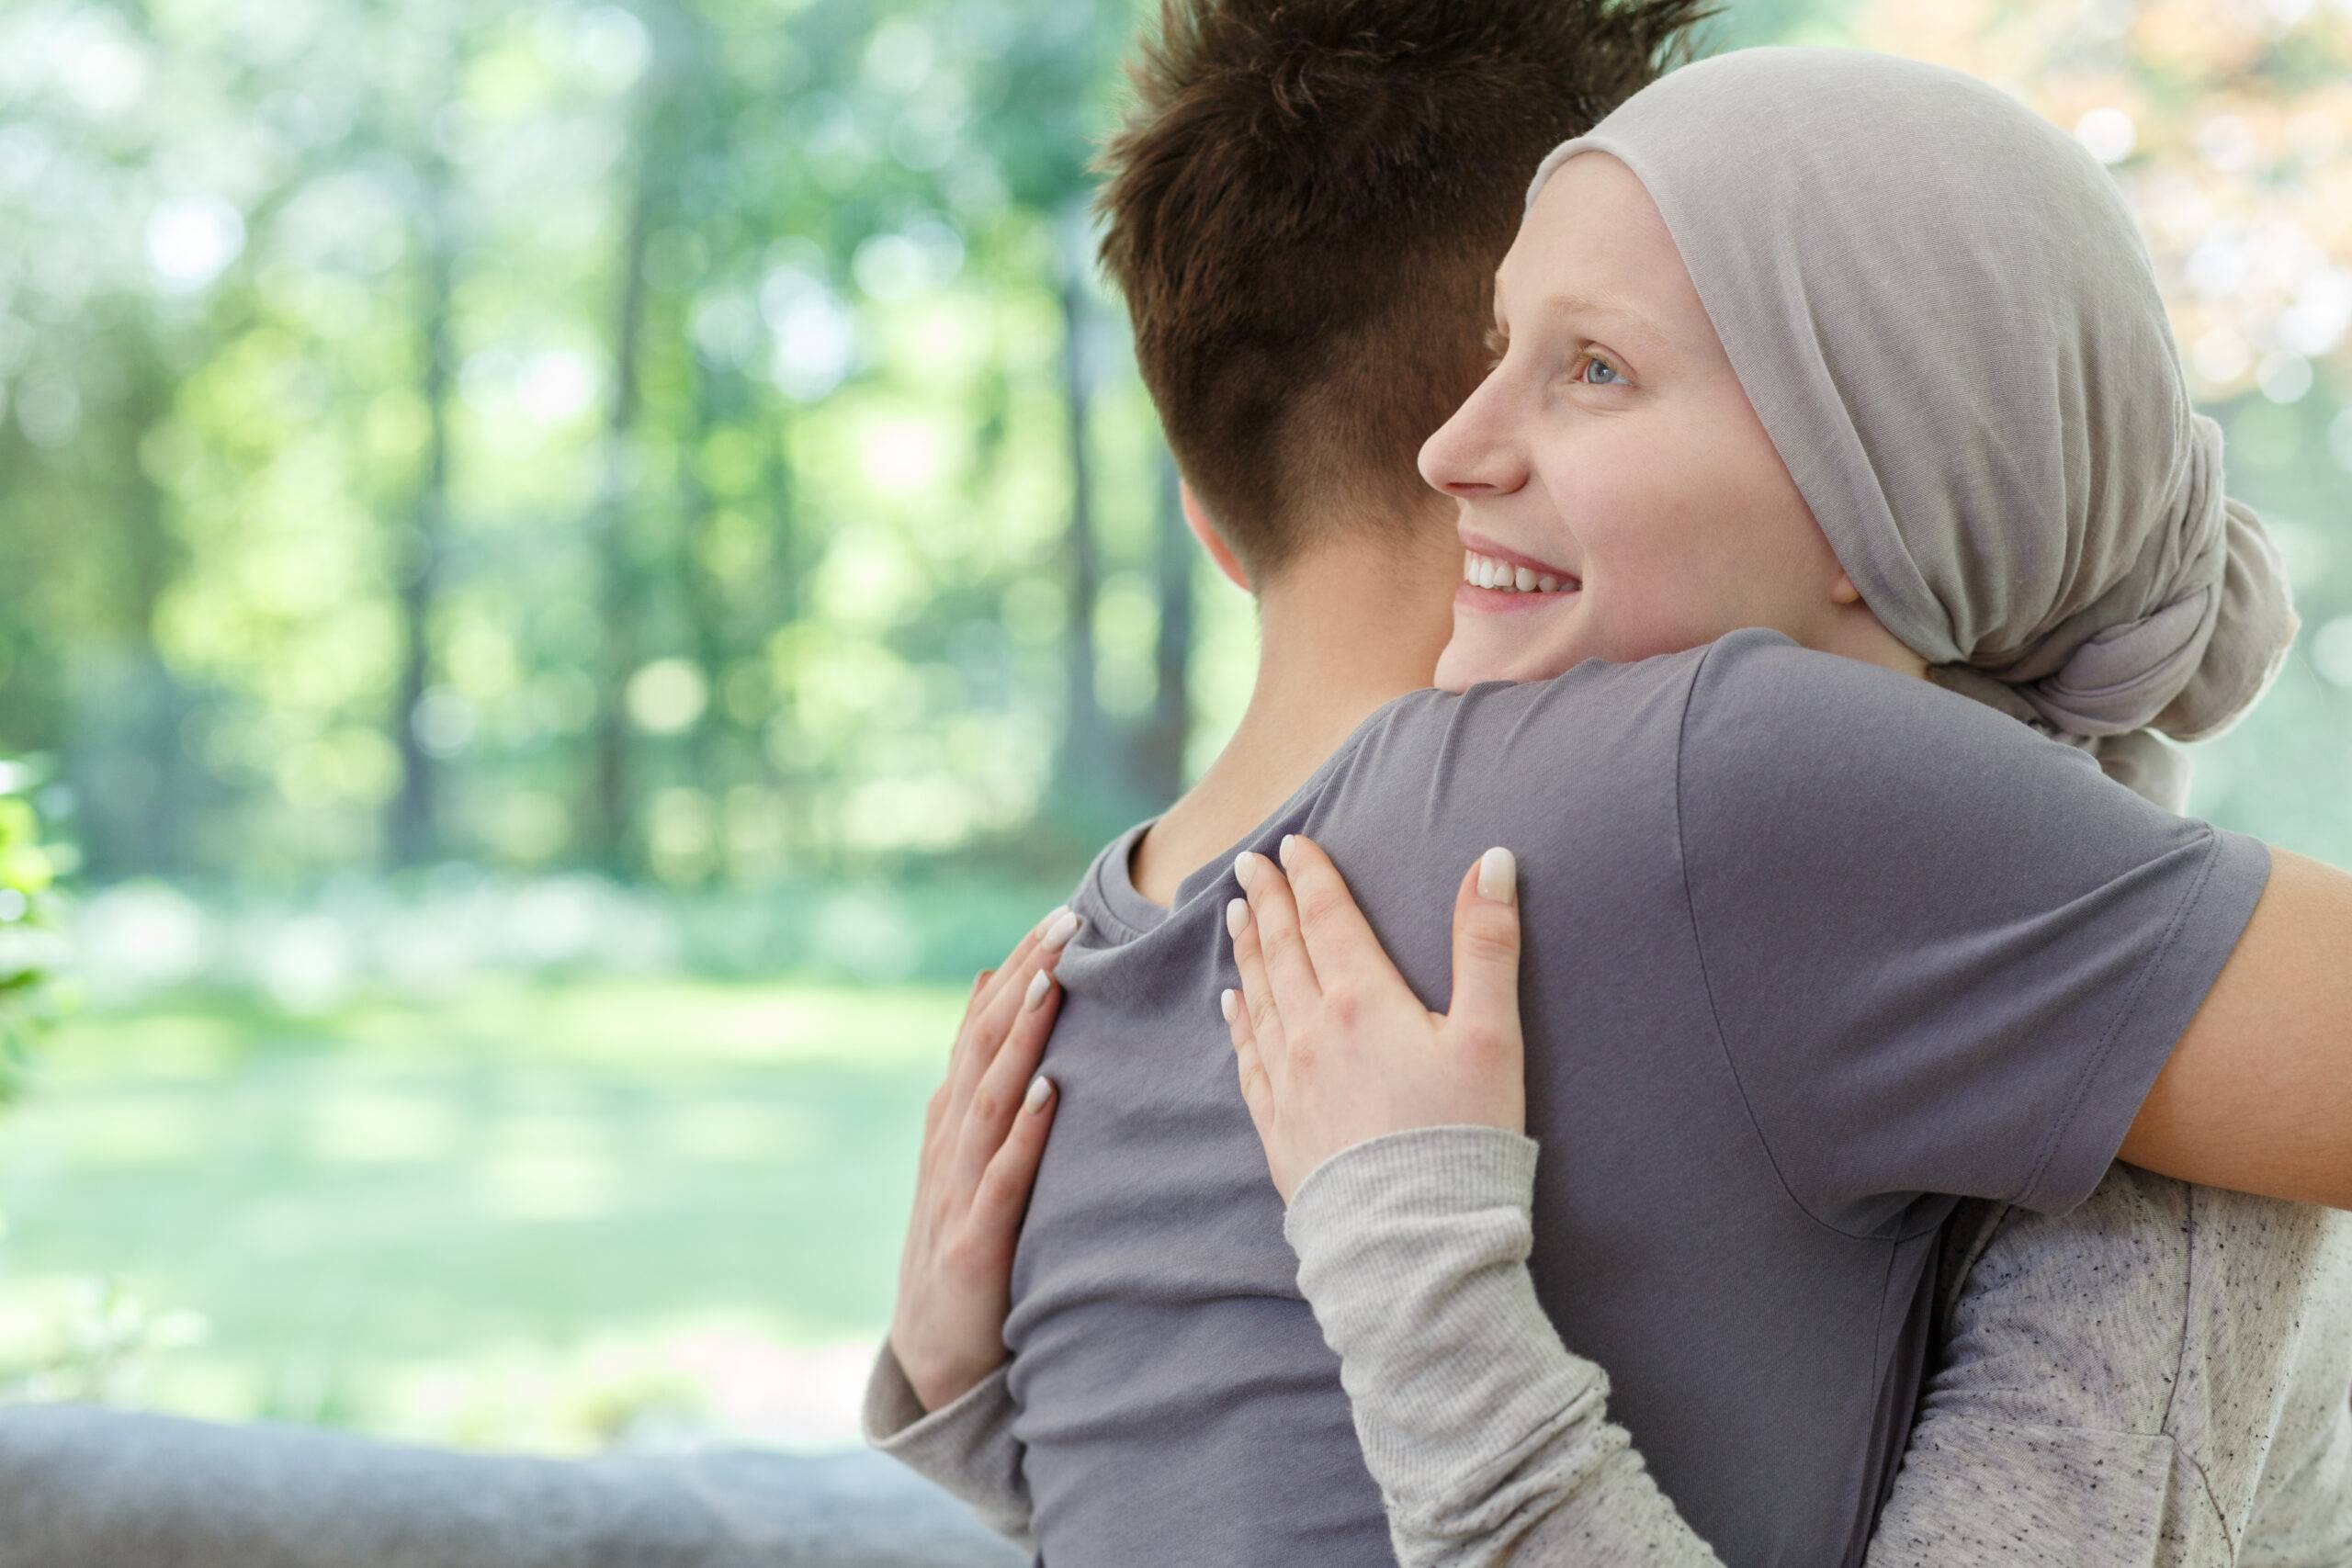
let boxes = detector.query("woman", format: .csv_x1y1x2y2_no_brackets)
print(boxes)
873,45,2352,1566
1217,47,2352,1565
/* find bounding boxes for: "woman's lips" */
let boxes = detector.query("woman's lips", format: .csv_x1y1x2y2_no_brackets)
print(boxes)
1459,527,1579,613
1459,528,1578,583
1455,578,1579,614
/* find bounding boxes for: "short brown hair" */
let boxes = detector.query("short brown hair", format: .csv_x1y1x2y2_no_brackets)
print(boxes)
1096,0,1715,576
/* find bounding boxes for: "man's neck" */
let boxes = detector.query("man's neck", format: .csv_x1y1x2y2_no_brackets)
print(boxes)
1129,537,1454,907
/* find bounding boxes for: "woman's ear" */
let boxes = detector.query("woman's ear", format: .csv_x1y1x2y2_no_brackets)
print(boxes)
1181,480,1251,594
1830,570,1863,606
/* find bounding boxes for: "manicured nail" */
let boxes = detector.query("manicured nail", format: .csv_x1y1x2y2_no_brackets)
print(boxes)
1219,987,1238,1022
1033,904,1069,940
1231,851,1255,888
1476,846,1517,905
1023,970,1052,1010
1041,910,1081,952
1024,1075,1054,1112
1226,897,1249,937
1278,833,1296,865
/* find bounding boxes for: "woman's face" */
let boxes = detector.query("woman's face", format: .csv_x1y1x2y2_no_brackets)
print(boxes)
1424,151,1850,692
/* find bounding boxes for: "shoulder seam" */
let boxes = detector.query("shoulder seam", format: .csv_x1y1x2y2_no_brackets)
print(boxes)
2011,826,2225,1211
1674,638,1883,1244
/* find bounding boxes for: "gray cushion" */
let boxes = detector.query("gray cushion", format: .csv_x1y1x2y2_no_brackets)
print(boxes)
0,1404,1023,1568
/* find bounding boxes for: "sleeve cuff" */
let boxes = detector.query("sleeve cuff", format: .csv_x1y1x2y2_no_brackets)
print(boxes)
862,1340,1033,1548
2019,827,2272,1215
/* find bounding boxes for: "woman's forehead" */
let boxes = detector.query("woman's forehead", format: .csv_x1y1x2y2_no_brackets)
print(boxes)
1498,158,1706,355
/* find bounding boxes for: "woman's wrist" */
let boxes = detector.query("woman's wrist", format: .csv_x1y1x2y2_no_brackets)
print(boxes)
1282,1125,1610,1500
888,1328,1003,1416
1285,1122,1539,1225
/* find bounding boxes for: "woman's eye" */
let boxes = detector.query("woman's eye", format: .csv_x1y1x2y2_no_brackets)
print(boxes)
1576,354,1622,387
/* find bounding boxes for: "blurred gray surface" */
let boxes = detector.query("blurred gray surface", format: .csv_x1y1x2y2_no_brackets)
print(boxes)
0,1404,1024,1568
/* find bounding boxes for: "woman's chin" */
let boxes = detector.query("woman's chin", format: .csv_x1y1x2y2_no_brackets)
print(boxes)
1435,632,1570,692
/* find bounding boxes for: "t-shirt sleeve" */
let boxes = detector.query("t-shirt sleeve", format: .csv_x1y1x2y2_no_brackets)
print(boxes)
1675,629,2272,1234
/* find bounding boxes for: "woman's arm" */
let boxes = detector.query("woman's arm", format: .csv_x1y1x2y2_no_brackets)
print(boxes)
1223,836,2259,1568
1279,1124,1726,1567
862,1344,1033,1548
2120,849,2352,1210
863,905,1085,1547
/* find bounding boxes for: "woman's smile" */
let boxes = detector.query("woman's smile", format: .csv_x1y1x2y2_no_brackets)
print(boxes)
1456,529,1580,615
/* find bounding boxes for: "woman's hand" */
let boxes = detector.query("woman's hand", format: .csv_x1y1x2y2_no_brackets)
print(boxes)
1221,835,1524,1201
888,906,1080,1412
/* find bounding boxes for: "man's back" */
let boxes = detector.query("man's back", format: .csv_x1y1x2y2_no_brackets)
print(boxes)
1005,631,2269,1568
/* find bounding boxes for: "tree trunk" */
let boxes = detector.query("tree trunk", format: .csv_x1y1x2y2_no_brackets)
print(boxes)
387,189,456,868
1133,447,1193,803
1052,256,1106,818
582,129,660,873
676,348,732,816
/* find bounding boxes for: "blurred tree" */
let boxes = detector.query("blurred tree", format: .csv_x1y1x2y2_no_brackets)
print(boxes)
2,0,2342,896
388,156,462,867
0,758,65,1106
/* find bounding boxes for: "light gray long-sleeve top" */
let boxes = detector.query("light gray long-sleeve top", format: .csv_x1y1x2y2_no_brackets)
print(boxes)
866,1132,2352,1565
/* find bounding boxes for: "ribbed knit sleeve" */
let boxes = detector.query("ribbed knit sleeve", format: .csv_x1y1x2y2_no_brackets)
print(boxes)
861,1340,1034,1551
1283,1125,1724,1567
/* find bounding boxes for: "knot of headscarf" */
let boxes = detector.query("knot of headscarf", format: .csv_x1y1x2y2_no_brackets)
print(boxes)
1525,48,2299,810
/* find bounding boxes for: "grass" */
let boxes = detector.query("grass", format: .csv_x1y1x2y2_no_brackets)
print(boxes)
0,976,965,1452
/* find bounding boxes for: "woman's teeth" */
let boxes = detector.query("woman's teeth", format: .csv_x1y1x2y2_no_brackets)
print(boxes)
1464,550,1571,593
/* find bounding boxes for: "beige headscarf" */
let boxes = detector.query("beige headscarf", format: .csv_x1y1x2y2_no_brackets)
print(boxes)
1527,47,2299,810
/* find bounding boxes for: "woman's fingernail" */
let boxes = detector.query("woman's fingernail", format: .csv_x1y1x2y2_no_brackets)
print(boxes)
1476,846,1517,905
1231,851,1255,888
1219,987,1238,1022
1278,833,1295,864
1023,970,1053,1010
1034,904,1069,940
1024,1075,1054,1112
1226,897,1249,937
1041,910,1081,952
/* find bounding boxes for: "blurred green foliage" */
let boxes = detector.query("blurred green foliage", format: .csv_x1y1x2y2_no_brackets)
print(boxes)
0,758,68,1106
0,976,958,1446
1,0,2348,904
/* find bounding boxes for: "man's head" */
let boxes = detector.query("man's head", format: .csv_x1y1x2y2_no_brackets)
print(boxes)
1094,0,1716,590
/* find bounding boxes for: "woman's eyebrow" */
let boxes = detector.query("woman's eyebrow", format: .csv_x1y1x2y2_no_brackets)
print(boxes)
1538,291,1668,351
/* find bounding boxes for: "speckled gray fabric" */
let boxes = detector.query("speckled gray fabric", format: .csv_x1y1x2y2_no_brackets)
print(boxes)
869,1138,2352,1566
1885,1166,2352,1566
1279,1131,2352,1567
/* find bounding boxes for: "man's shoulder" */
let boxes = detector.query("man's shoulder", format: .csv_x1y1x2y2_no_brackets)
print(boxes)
1353,639,1721,774
1306,643,1719,875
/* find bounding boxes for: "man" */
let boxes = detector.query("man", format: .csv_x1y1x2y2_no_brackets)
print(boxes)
867,3,2352,1565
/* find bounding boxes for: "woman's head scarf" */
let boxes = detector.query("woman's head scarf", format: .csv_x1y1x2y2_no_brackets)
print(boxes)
1526,47,2298,809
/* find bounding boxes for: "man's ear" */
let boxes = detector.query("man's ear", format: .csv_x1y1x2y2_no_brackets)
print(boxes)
1181,479,1251,594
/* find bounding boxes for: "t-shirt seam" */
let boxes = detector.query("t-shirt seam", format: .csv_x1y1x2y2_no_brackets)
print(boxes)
2173,1429,2236,1553
1081,837,1159,944
2152,1183,2239,1556
1084,703,1409,946
1674,637,1886,1245
2010,825,2225,1211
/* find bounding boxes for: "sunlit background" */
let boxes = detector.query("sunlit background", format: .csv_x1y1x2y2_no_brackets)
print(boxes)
1,0,2348,1454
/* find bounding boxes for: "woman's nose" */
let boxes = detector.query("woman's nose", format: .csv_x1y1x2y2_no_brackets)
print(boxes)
1419,384,1526,499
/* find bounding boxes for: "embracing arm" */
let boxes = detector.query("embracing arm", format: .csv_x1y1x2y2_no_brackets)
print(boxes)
1281,1123,1725,1568
2121,849,2352,1211
863,905,1087,1549
1286,1126,2288,1568
1226,836,2211,1568
863,1344,1033,1548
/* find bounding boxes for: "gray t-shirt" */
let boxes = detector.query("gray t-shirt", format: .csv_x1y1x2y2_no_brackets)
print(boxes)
1001,628,2271,1568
